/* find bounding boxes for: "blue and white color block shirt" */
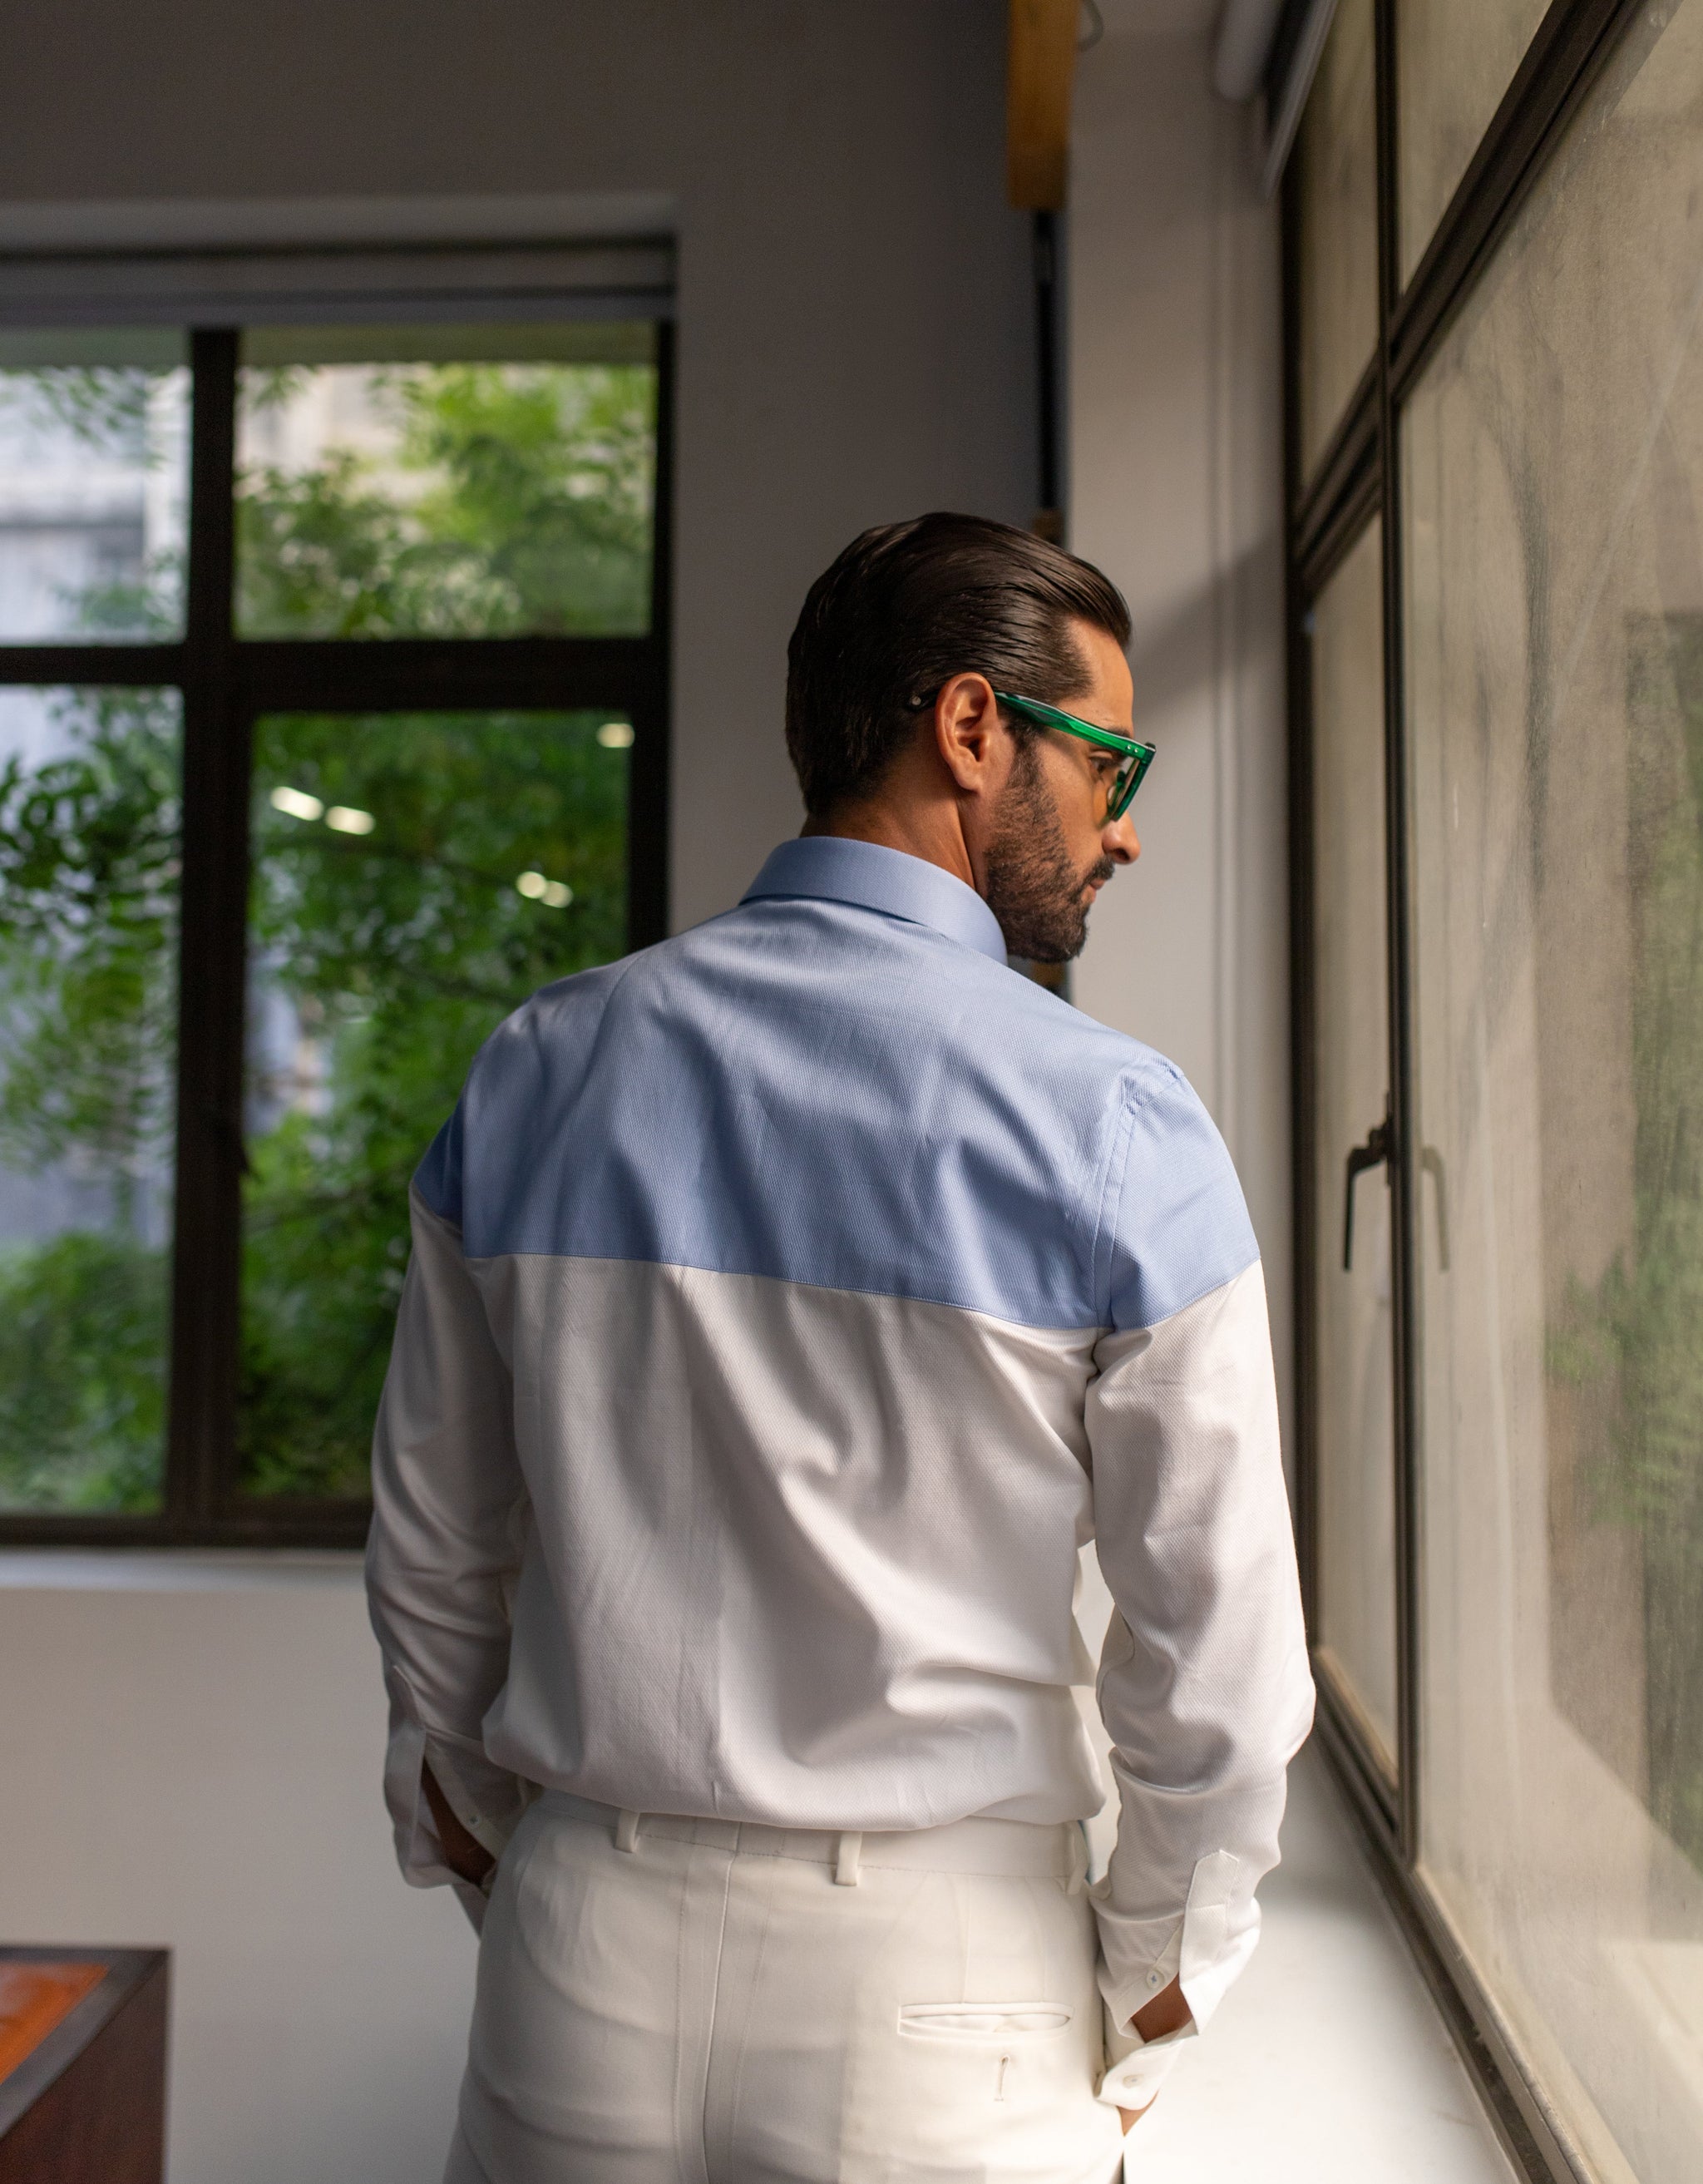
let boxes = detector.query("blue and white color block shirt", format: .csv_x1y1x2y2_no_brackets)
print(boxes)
367,834,1313,2097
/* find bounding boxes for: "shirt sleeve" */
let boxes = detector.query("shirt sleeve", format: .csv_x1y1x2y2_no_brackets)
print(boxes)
1084,1061,1314,2107
365,1110,536,1910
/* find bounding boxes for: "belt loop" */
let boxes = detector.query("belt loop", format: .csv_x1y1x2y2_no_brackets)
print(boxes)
834,1831,862,1886
1068,1821,1088,1896
615,1809,642,1854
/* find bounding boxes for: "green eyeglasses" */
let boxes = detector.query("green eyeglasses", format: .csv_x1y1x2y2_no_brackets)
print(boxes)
994,692,1156,821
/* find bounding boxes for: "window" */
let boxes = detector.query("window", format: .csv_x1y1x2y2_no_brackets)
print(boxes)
0,316,670,1544
1294,0,1379,482
1395,0,1551,279
1307,518,1397,1781
1286,2,1703,2180
1405,16,1703,2174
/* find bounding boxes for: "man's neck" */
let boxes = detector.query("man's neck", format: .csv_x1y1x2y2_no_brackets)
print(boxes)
800,799,976,892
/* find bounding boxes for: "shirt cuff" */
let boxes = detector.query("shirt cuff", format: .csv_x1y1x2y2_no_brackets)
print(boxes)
1097,2007,1195,2110
381,1687,533,1895
422,1732,533,1862
1096,1847,1246,2037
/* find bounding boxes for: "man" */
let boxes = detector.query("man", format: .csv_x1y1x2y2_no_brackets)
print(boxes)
368,511,1313,2184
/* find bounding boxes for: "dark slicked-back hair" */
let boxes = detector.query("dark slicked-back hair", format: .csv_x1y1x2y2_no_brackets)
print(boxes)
784,512,1132,818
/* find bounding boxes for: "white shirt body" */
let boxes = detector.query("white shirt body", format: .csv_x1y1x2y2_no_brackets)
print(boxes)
367,837,1315,2103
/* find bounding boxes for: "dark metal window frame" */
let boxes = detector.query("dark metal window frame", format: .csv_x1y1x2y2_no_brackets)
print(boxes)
1285,3,1652,2180
0,317,674,1552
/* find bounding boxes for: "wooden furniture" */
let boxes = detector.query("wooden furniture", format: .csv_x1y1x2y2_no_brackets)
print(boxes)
0,1948,169,2184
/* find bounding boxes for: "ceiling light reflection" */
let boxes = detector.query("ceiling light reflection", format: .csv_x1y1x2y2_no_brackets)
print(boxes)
516,871,574,907
270,785,323,822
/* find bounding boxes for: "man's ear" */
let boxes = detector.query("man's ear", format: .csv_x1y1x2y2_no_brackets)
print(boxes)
933,674,1007,798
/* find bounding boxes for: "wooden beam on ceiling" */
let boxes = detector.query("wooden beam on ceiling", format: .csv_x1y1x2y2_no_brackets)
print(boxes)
1007,0,1080,210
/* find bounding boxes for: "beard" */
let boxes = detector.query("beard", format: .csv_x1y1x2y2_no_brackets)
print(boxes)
980,736,1115,963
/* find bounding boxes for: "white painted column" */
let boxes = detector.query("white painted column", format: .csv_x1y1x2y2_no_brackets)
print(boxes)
1067,3,1292,1453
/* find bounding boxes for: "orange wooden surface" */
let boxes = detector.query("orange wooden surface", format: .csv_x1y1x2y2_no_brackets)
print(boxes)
0,1964,106,2085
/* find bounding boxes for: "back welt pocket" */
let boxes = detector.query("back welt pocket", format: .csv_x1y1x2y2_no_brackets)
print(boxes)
897,2004,1072,2038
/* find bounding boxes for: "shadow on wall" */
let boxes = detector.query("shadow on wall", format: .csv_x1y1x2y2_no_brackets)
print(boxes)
1125,535,1277,726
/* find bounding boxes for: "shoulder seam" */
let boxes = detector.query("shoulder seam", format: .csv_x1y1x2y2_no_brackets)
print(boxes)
1089,1056,1217,1329
514,937,651,1024
1090,1076,1144,1328
1097,1062,1264,1332
1100,1247,1265,1337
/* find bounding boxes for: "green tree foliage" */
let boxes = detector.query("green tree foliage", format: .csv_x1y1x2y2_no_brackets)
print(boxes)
0,1232,167,1510
0,684,179,1511
0,686,180,1174
0,354,650,1510
237,363,654,637
242,708,624,1498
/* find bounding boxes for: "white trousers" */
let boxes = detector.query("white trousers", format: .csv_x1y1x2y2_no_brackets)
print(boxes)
443,1791,1126,2184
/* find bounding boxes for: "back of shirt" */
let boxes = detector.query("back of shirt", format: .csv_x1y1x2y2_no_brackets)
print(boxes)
367,836,1312,2047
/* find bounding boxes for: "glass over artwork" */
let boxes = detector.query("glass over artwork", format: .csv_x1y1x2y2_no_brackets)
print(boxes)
0,685,180,1512
1404,6,1703,2173
239,709,630,1499
235,324,657,639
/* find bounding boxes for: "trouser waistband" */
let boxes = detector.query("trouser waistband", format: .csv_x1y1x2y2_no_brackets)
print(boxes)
536,1789,1086,1888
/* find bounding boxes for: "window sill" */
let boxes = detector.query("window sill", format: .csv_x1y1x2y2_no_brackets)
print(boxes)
0,1548,363,1591
1129,1742,1516,2182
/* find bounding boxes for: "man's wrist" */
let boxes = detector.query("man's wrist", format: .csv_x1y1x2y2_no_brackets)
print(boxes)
422,1760,497,1885
1132,1974,1192,2043
1097,1988,1194,2113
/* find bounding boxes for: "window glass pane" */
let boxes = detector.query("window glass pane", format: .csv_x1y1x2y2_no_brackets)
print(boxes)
1397,0,1549,283
241,708,630,1497
234,324,657,640
1405,8,1703,2173
0,332,188,642
1296,0,1380,482
1310,517,1398,1773
0,685,180,1511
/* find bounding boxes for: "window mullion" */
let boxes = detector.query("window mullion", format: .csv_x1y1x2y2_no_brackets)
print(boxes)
165,329,245,1535
1372,0,1423,1866
628,319,676,951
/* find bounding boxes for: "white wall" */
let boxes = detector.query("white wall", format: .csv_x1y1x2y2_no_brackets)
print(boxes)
0,0,1035,931
1062,3,1291,1809
0,7,1035,2180
1069,0,1294,1444
0,1557,472,2183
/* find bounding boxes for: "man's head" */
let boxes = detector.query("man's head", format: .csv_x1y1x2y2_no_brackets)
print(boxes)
785,512,1141,961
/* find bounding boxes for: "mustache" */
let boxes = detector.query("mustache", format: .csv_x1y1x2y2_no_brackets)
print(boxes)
1084,856,1116,892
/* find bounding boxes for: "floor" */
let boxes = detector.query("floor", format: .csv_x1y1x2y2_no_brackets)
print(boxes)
1119,1743,1517,2183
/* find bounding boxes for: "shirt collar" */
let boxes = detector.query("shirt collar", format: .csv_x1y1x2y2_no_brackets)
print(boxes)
741,836,1009,964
